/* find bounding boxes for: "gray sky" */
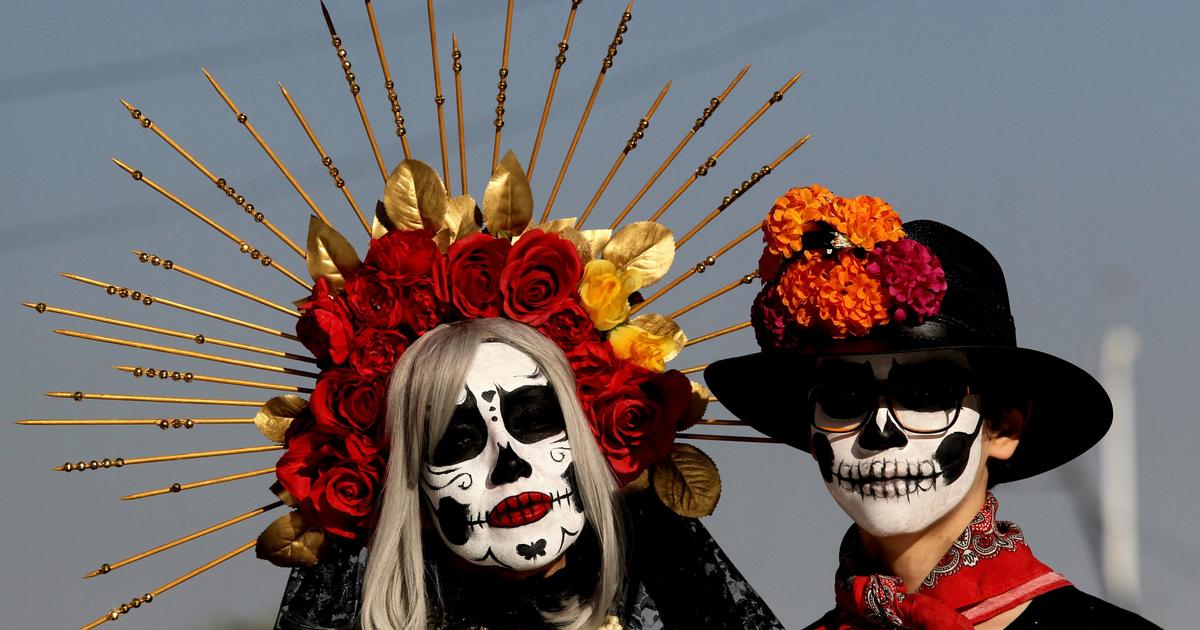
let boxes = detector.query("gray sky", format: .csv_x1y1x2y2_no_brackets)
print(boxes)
2,1,1198,628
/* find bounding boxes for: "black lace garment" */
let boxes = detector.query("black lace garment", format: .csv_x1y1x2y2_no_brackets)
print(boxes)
274,494,783,629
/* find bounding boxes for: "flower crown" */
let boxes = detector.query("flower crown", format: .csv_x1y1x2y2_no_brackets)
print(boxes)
752,184,948,349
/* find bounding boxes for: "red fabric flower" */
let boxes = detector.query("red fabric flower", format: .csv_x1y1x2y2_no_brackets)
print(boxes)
537,298,599,347
438,233,511,318
276,431,384,539
751,280,803,352
348,328,408,379
588,368,691,485
866,239,948,324
309,367,386,437
402,280,446,336
364,228,439,282
296,277,355,366
565,340,621,412
758,249,785,284
344,270,405,329
500,229,583,326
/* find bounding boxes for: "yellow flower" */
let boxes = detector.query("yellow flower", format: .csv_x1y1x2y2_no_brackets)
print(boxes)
609,324,675,372
578,259,641,331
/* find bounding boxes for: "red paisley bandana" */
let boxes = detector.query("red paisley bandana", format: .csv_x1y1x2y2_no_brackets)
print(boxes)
814,493,1071,629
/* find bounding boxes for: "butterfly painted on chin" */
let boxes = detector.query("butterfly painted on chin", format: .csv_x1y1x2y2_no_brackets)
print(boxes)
517,538,548,561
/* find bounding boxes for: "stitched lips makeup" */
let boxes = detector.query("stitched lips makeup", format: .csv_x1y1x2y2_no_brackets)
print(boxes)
487,491,553,528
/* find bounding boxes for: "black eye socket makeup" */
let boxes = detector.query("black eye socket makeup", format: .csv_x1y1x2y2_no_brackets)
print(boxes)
431,392,488,466
501,385,566,444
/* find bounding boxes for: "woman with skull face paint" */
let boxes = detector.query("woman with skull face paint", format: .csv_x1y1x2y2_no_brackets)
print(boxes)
707,186,1159,629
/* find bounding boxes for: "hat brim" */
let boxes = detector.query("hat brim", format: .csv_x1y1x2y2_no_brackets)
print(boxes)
704,346,1112,484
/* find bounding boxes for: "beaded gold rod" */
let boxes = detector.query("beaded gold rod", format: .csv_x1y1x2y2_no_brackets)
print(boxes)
111,158,310,289
681,321,751,347
78,538,257,630
540,0,635,223
52,330,320,379
46,391,267,408
131,250,301,318
16,418,253,427
527,0,583,179
608,64,750,231
320,1,388,182
364,0,412,158
25,303,314,364
114,366,314,394
694,419,747,426
121,467,277,501
278,82,371,234
678,363,706,375
677,433,778,444
492,0,515,171
575,80,671,229
201,68,334,227
119,100,305,258
630,221,760,314
52,445,282,473
84,501,283,578
60,273,299,342
667,270,758,319
425,0,452,193
648,71,803,223
675,133,811,249
451,34,468,194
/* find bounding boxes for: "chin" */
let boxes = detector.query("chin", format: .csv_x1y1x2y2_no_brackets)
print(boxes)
824,472,976,538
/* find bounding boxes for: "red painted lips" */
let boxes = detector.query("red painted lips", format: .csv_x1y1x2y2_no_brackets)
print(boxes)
486,491,553,528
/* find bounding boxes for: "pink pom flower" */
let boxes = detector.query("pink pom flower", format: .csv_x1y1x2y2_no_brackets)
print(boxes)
866,239,947,324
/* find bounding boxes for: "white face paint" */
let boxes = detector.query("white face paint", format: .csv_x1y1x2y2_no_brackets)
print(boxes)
807,352,985,537
421,342,585,571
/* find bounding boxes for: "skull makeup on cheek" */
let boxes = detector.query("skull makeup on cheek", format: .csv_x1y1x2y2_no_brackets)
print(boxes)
808,355,985,538
420,342,585,570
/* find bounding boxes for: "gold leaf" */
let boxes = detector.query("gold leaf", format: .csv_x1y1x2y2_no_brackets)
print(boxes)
445,194,481,240
254,395,308,443
652,444,722,518
579,228,612,258
383,159,447,231
529,222,592,264
305,216,361,292
483,150,534,237
621,469,651,495
370,202,389,239
629,313,687,361
529,218,578,234
602,221,675,288
681,380,711,430
433,227,454,254
255,511,327,568
270,480,299,508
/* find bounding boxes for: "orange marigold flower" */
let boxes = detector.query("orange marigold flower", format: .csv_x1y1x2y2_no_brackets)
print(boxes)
777,251,890,338
763,184,836,256
829,195,905,250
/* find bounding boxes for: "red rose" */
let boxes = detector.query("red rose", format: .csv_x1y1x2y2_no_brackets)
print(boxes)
310,367,386,437
588,369,691,485
276,431,384,539
364,228,439,281
566,340,620,411
348,328,409,379
438,233,511,318
344,270,405,329
296,277,355,366
500,229,583,326
537,298,599,347
403,280,446,336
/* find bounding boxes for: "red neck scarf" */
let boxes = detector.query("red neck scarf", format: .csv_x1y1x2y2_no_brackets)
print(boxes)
814,493,1071,629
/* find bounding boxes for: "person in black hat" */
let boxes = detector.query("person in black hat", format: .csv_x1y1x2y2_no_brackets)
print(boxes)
705,185,1158,629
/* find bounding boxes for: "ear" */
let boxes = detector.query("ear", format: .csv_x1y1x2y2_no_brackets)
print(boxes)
983,406,1026,461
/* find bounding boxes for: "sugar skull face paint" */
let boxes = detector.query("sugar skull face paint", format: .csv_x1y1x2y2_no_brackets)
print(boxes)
421,342,585,570
808,352,985,537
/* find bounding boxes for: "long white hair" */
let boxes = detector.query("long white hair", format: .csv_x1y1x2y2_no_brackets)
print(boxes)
361,318,626,630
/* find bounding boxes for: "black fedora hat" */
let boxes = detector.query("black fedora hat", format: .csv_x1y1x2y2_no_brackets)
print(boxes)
705,219,1112,484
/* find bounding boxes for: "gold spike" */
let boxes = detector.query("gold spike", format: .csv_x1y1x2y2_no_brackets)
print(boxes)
52,330,319,378
52,445,282,472
363,0,412,158
492,0,515,171
320,1,388,182
118,99,306,259
631,221,761,314
451,34,468,194
576,81,671,229
60,273,299,341
114,366,313,394
131,249,301,318
17,418,253,427
678,363,707,375
527,0,583,179
46,391,267,408
120,468,277,501
78,539,257,630
425,0,452,193
609,64,750,231
111,158,311,290
682,321,751,347
649,71,803,223
676,432,778,444
200,68,334,227
278,83,371,234
667,270,759,319
694,419,746,426
540,1,635,223
84,501,283,578
675,133,812,249
26,303,314,364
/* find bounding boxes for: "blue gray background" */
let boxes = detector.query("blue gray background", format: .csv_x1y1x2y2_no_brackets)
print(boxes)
2,1,1197,628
